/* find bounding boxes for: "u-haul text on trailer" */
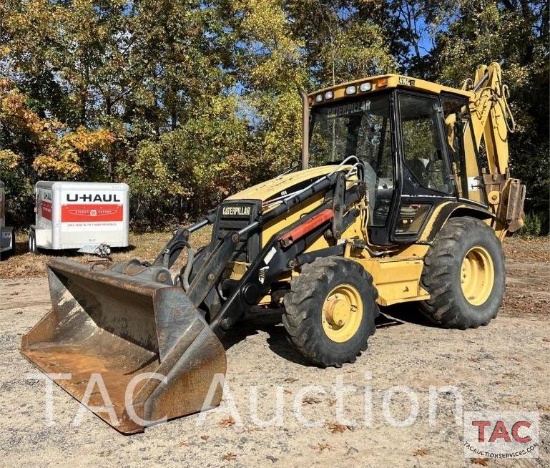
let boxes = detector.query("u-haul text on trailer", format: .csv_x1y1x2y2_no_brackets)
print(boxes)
60,190,125,231
30,181,129,252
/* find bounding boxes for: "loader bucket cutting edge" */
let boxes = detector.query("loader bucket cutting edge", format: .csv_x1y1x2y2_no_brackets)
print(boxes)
21,258,227,434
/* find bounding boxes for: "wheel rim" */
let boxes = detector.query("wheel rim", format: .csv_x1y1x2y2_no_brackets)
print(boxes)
322,284,363,343
460,246,495,306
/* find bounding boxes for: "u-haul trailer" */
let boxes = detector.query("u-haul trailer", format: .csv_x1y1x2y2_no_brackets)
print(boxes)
29,181,129,253
0,181,15,260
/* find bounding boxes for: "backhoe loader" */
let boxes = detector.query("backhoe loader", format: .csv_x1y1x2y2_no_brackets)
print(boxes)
22,62,525,433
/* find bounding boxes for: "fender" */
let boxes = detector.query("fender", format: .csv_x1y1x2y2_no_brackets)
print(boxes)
418,201,494,243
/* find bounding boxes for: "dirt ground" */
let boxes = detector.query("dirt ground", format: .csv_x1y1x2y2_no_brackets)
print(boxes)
0,235,548,467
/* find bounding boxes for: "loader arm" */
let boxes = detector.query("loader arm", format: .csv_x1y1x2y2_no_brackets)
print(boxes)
20,162,365,434
190,163,366,333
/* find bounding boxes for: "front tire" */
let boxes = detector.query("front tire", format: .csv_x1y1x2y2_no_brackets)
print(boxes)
418,217,505,329
283,256,379,367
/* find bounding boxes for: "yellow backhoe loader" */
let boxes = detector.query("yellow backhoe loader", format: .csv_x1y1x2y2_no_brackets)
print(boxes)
21,62,525,433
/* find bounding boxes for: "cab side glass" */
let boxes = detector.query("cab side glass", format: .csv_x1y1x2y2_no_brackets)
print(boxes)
399,94,454,195
441,95,470,198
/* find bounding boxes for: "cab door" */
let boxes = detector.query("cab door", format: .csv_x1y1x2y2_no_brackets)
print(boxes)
391,92,457,242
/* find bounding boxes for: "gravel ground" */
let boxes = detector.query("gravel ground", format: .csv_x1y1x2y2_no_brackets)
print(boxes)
0,239,548,467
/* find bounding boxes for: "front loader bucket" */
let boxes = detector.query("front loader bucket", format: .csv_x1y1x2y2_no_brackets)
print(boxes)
21,258,226,434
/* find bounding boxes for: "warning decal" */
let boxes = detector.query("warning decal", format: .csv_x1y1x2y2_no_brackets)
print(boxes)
41,201,53,220
61,204,123,222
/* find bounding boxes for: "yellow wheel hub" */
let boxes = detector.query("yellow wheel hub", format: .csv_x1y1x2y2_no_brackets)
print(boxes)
322,284,363,343
460,246,495,306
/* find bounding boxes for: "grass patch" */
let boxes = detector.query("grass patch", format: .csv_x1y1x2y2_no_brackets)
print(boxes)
0,227,547,280
0,227,212,279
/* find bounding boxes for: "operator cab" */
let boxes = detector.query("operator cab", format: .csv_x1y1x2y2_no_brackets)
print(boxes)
307,76,480,245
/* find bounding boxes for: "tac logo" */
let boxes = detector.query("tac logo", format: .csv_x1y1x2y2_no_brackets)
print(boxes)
464,411,539,459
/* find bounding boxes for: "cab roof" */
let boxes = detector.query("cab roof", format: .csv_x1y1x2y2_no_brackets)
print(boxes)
308,74,473,106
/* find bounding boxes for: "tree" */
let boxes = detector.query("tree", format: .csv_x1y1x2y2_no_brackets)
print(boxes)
0,0,546,233
285,1,396,86
118,95,250,225
0,78,113,224
430,0,549,228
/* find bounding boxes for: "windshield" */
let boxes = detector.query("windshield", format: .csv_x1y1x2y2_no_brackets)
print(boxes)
309,93,394,226
309,93,392,172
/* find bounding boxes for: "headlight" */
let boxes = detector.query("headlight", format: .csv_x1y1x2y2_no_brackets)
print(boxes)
315,94,323,103
345,85,357,95
359,82,372,92
324,90,334,100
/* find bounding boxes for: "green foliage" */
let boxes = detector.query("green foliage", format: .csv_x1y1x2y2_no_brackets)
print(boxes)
520,212,544,237
118,96,250,226
0,148,32,227
431,0,549,219
0,0,547,235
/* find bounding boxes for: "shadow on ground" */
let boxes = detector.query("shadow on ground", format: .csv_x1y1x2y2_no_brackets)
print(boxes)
221,302,434,366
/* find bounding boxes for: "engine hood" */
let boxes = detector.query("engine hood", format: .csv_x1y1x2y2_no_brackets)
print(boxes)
226,165,347,203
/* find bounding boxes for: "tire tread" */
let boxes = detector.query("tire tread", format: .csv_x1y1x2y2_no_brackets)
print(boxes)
283,257,379,367
418,217,504,329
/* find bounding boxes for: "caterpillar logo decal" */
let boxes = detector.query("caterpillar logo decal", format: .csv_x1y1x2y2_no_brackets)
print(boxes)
222,205,251,216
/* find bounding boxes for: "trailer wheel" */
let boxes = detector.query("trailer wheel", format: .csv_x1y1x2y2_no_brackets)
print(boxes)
9,231,16,257
28,228,37,254
0,229,15,260
283,256,379,367
418,217,505,329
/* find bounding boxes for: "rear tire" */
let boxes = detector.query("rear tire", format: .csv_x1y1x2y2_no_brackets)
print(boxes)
418,217,505,329
283,256,379,367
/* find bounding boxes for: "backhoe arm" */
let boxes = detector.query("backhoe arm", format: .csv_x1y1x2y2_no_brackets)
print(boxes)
468,62,514,175
463,62,525,234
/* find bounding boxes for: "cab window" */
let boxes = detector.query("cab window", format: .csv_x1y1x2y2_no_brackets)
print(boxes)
399,94,454,195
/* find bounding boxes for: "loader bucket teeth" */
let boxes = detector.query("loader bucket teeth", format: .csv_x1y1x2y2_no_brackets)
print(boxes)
21,258,226,434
